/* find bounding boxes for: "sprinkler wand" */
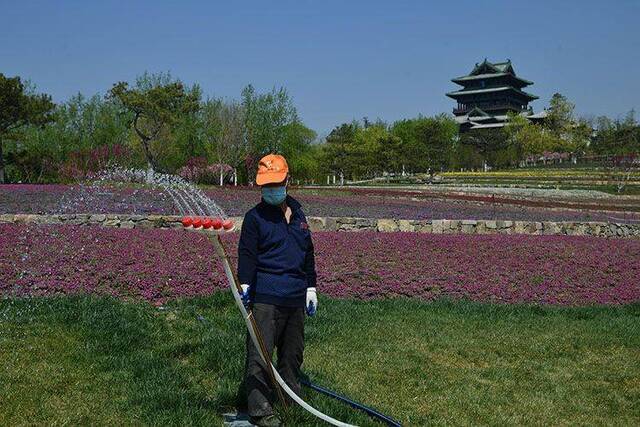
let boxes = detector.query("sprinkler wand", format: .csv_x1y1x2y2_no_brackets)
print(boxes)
181,216,355,426
211,234,289,409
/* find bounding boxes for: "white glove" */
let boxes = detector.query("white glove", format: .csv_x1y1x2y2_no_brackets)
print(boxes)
306,287,318,316
240,284,250,307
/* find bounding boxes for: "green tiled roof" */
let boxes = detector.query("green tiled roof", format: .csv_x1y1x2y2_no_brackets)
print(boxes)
467,59,519,78
467,107,490,117
446,86,538,100
492,61,512,72
451,72,533,86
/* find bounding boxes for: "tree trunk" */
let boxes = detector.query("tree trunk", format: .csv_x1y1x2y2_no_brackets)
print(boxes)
133,113,158,172
0,139,4,184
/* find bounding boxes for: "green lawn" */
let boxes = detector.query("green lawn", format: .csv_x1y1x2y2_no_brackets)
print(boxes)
1,295,639,426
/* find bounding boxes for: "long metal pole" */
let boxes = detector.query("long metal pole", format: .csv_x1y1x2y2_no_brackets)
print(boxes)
212,235,287,407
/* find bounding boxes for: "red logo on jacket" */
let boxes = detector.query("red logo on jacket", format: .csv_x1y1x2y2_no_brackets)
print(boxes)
300,222,309,230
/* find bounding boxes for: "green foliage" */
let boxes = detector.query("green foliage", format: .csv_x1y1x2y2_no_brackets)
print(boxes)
200,97,246,175
280,120,318,182
504,113,555,155
242,85,297,157
6,93,134,182
109,72,201,171
320,115,458,182
591,110,640,155
390,114,458,172
0,73,55,182
322,122,358,181
546,93,576,137
8,74,640,183
459,128,516,168
541,93,590,153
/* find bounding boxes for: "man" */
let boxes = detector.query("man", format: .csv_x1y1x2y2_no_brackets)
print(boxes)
237,153,318,427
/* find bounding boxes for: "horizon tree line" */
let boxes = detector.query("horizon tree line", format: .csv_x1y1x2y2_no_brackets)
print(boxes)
0,71,638,184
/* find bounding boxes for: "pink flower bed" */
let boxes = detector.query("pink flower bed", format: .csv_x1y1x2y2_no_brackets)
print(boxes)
3,184,638,223
1,224,638,306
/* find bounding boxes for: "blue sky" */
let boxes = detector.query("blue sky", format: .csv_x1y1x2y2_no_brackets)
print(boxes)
2,0,639,134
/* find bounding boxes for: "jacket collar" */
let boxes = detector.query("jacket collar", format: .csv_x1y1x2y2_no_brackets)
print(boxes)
259,195,302,213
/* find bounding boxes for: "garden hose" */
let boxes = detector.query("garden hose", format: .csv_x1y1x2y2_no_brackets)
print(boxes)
211,234,356,427
299,377,402,427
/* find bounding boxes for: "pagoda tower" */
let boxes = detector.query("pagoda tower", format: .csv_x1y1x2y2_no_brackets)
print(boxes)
447,59,544,131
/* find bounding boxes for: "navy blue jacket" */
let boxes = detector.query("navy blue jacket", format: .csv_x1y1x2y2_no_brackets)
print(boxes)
237,195,317,307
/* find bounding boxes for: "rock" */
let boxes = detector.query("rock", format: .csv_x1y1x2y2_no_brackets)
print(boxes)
104,219,120,227
414,220,433,233
1,213,637,239
398,220,415,232
354,218,376,230
324,217,338,231
0,214,15,223
89,214,106,223
514,221,528,234
307,217,326,232
461,220,476,233
448,220,461,233
377,218,399,232
485,220,498,229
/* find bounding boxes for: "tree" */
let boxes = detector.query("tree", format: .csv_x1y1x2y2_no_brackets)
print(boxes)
459,128,510,169
108,72,201,171
200,97,246,184
546,93,575,136
544,92,590,152
280,120,317,182
0,73,55,183
390,115,457,173
592,110,639,155
323,122,358,183
504,113,554,156
241,85,297,179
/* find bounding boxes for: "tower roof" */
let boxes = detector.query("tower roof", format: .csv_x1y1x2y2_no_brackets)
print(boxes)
446,86,538,101
452,59,533,86
471,58,513,75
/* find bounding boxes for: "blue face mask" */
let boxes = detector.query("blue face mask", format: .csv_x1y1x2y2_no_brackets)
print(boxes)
262,186,287,206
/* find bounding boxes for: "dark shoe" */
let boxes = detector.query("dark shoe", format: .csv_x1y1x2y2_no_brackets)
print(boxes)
249,414,283,427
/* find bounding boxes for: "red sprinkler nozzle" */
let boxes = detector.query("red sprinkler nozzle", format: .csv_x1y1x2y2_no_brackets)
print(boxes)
222,219,234,230
192,217,203,228
182,216,193,227
202,217,213,229
211,217,223,230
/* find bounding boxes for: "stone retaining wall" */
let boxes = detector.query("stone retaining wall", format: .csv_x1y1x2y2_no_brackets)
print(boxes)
1,214,639,238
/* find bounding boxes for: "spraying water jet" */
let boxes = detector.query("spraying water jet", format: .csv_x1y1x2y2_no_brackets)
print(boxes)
59,166,399,427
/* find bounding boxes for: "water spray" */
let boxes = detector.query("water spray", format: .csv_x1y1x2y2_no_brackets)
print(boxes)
70,167,399,426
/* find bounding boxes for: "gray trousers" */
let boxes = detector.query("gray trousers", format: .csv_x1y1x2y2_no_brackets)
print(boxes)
243,303,305,417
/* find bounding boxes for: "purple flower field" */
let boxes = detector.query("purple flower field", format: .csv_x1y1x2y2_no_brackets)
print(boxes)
2,184,638,223
2,224,638,306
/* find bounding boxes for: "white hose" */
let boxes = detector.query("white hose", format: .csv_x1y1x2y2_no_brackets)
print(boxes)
211,236,356,427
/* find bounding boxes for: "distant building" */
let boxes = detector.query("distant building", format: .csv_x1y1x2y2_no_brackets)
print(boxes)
447,59,547,132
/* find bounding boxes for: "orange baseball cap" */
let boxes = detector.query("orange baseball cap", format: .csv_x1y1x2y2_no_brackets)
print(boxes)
256,154,289,186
